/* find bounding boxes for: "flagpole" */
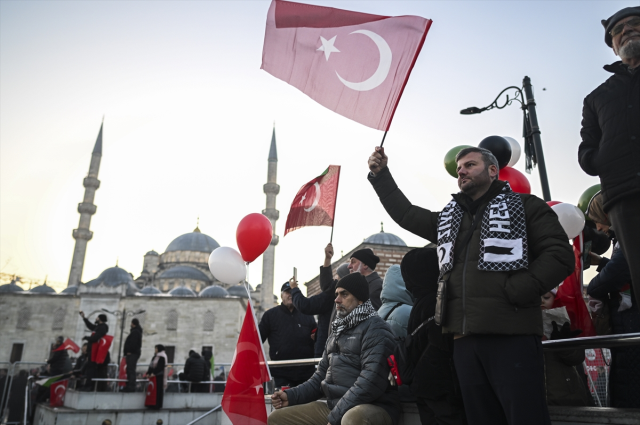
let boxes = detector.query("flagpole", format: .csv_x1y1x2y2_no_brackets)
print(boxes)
329,166,341,245
379,130,388,148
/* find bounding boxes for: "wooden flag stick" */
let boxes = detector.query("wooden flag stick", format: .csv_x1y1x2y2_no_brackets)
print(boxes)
379,130,389,148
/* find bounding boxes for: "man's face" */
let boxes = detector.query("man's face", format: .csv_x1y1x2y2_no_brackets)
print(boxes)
456,152,496,196
348,258,365,274
334,288,362,318
281,289,293,307
612,16,640,56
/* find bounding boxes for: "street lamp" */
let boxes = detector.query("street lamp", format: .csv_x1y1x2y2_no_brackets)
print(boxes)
102,308,145,365
460,76,551,201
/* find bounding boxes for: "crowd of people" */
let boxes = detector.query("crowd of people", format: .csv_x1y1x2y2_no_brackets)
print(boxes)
267,8,640,424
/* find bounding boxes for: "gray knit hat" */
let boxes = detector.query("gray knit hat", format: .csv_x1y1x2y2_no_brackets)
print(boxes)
602,6,640,47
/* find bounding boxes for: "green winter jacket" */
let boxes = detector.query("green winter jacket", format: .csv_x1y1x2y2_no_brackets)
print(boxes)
369,168,574,336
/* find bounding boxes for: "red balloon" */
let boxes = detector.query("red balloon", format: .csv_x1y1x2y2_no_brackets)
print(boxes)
498,167,531,194
236,213,273,263
547,201,562,207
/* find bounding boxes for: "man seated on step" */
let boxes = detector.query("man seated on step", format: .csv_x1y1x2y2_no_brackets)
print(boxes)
268,273,399,425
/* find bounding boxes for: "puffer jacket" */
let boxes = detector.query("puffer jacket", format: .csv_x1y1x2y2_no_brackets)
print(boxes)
184,352,206,382
378,265,413,337
369,169,575,336
123,325,143,356
366,272,384,310
578,61,640,211
47,347,72,375
285,315,399,425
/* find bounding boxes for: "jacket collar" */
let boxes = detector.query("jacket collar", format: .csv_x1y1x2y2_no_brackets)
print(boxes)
452,179,507,213
279,303,296,314
365,271,380,283
604,61,637,76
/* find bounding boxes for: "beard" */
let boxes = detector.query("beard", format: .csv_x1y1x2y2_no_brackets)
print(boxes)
619,36,640,61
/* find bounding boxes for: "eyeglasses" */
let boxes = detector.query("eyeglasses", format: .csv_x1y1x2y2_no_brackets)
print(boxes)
610,17,640,37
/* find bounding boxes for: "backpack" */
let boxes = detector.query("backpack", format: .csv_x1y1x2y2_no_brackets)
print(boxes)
387,315,435,386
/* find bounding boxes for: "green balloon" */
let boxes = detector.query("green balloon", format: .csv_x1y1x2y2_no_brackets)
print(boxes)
577,184,601,218
444,145,473,178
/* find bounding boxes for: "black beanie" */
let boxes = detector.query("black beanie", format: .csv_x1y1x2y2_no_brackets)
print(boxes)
335,273,369,302
602,6,640,47
131,318,140,327
98,314,108,323
400,245,440,299
351,248,380,270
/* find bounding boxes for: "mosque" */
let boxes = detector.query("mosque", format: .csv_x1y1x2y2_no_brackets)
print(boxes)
0,122,414,367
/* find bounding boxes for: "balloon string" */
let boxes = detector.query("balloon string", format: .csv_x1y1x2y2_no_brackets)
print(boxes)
245,262,250,294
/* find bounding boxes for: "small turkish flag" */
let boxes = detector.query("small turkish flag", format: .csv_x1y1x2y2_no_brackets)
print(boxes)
145,375,157,407
222,298,271,425
50,379,68,407
53,338,80,354
118,356,127,387
553,233,596,337
261,0,432,131
90,335,114,364
284,165,341,236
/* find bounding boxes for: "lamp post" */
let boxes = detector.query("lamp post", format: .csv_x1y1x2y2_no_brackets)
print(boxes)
102,308,145,365
460,76,551,201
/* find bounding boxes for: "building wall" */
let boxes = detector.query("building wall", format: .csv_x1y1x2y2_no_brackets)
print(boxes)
0,293,244,366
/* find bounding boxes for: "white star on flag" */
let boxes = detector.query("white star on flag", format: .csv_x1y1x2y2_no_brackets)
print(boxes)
299,194,306,204
317,36,340,61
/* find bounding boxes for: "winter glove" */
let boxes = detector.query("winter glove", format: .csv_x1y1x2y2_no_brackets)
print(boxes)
550,321,582,340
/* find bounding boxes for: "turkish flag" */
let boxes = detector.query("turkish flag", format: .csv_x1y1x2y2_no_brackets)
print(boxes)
50,379,68,407
145,375,157,407
262,0,432,131
554,233,596,337
222,298,271,425
284,165,340,236
90,334,114,364
53,338,80,354
118,356,127,387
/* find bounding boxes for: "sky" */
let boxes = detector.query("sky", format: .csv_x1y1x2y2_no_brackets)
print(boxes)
0,0,627,295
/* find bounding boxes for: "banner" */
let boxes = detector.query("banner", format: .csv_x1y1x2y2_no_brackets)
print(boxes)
145,375,157,407
90,335,114,364
53,338,80,353
118,356,127,387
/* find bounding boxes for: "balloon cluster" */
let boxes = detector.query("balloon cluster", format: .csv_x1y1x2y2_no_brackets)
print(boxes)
443,135,530,194
208,213,273,285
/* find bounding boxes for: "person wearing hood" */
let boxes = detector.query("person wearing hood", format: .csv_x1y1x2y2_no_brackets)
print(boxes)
378,265,413,338
182,349,207,392
578,6,640,309
586,192,640,408
290,243,350,357
122,318,143,392
348,248,384,310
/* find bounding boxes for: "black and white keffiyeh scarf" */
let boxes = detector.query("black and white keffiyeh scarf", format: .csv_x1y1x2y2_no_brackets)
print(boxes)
331,300,377,338
437,182,529,279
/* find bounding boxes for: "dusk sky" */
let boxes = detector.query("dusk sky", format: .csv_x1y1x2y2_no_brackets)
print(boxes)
0,1,627,295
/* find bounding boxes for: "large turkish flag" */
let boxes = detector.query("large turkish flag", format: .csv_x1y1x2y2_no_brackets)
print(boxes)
261,0,432,131
222,298,271,425
53,338,80,354
284,165,340,236
50,379,68,407
145,375,157,407
90,335,114,364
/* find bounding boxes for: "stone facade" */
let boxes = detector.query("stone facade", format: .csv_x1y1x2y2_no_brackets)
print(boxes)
0,292,244,365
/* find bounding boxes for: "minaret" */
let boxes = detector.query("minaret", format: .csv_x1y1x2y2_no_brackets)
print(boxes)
67,122,103,287
261,125,279,312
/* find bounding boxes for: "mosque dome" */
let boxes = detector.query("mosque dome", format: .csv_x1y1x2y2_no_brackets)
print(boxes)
85,266,139,295
0,280,25,293
165,227,220,253
145,250,159,256
29,283,57,294
168,286,197,297
227,284,251,298
139,286,162,295
159,266,210,282
61,286,78,295
199,285,229,298
364,223,406,246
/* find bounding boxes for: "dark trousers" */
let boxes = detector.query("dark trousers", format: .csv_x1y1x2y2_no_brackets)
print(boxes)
126,353,139,390
453,335,550,425
416,395,467,425
608,196,640,308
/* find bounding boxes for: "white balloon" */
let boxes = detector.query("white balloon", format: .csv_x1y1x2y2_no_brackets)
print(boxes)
208,246,246,285
503,136,522,167
551,203,585,239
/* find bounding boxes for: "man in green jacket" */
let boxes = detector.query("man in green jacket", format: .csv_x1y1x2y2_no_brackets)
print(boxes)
368,146,574,425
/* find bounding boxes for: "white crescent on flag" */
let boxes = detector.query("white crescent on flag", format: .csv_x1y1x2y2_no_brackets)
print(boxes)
304,183,321,212
335,30,392,91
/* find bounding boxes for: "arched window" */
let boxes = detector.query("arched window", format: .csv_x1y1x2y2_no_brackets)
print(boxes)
166,310,179,330
16,306,31,329
203,310,215,331
52,307,66,330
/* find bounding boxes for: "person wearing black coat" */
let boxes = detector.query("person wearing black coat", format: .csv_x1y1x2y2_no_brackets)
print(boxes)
80,311,110,391
578,6,640,309
181,350,207,392
401,246,467,425
47,336,73,376
290,243,350,357
259,282,317,388
122,318,143,392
